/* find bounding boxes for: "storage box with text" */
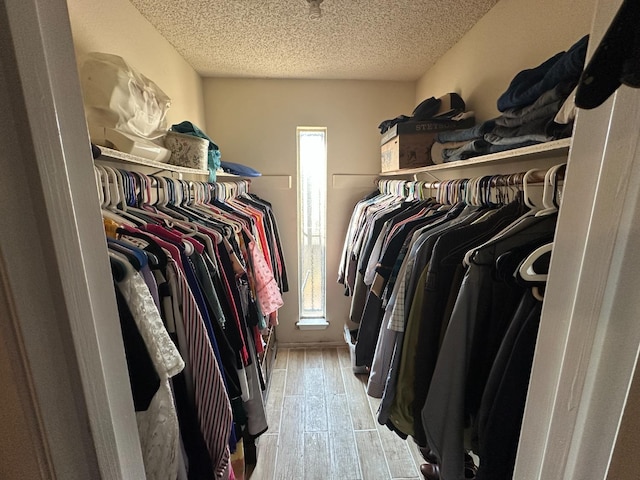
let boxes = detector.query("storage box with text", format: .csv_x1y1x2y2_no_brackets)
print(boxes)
380,118,474,172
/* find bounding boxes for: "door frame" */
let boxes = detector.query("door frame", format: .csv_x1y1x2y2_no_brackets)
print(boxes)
3,0,639,478
0,0,144,477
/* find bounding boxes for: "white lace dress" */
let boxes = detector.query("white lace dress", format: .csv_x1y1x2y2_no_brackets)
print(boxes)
116,260,185,480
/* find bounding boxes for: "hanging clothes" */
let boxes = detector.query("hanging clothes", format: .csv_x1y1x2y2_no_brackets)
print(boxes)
97,165,287,480
421,211,557,480
338,169,563,480
110,251,185,480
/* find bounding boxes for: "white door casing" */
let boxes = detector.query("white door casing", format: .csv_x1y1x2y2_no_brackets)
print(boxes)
2,0,640,478
0,0,145,478
515,0,640,478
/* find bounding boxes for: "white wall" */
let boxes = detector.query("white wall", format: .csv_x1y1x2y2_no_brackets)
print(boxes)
203,78,415,344
66,0,206,129
416,0,596,121
201,0,598,346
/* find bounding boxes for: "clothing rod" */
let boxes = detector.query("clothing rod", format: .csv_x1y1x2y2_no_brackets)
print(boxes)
376,166,565,190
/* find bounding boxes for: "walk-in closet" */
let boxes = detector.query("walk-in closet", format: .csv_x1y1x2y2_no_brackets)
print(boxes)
2,0,640,479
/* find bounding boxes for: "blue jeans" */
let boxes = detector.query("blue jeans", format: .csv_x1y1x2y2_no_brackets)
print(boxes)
436,119,496,143
443,139,542,162
495,80,573,127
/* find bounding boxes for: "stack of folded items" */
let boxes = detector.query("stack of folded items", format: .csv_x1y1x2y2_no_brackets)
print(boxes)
378,92,472,135
431,34,589,164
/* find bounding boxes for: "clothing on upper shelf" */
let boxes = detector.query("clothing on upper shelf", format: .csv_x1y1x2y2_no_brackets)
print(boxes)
377,92,467,134
428,35,588,164
497,34,588,112
338,171,562,480
99,166,287,480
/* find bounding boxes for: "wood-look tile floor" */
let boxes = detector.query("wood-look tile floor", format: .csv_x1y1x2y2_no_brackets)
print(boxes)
248,347,425,480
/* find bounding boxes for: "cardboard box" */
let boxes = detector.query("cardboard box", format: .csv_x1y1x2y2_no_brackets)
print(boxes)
380,118,474,172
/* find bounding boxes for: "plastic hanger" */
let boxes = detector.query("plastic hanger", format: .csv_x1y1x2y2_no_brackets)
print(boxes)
116,228,168,271
102,169,189,234
518,242,553,282
551,164,567,209
105,166,123,209
531,286,545,301
461,167,553,267
522,168,546,211
517,239,551,302
107,238,146,270
94,165,105,207
119,173,179,226
101,166,148,226
96,166,137,227
95,165,110,207
535,164,565,216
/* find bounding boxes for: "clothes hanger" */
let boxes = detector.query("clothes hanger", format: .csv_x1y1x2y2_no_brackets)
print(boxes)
105,171,206,249
467,176,500,224
535,163,565,216
94,166,105,207
94,164,111,208
107,238,146,270
517,241,553,301
462,168,552,267
153,175,169,208
109,252,128,282
159,178,241,241
206,182,252,232
532,286,545,301
116,228,168,271
508,172,525,205
107,250,141,283
96,165,137,227
102,166,119,209
156,176,191,222
102,166,151,227
518,242,553,282
117,171,164,225
188,185,244,233
551,164,567,209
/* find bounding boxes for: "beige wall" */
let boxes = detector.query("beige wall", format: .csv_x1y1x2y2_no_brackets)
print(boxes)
66,0,206,129
204,78,414,344
416,0,596,121
63,0,597,350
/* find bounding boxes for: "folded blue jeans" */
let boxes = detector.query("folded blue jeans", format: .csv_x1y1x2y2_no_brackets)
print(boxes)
436,119,496,143
443,139,542,162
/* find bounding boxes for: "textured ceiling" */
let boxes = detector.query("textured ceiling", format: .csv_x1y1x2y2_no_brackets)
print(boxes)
128,0,499,81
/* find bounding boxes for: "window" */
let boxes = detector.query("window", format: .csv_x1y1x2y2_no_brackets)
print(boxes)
297,127,328,328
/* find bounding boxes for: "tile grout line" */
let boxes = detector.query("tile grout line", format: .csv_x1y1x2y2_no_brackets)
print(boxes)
262,348,421,480
269,349,289,480
340,363,365,480
370,395,421,479
360,370,396,480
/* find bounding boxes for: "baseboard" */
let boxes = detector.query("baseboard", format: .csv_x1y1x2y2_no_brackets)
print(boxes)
277,341,347,349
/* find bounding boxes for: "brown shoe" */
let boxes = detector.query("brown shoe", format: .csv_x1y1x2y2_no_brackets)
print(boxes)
420,462,440,480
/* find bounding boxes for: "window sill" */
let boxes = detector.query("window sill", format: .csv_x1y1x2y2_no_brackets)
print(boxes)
296,319,329,331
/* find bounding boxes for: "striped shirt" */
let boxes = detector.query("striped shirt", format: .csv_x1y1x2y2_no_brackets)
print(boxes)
167,257,233,477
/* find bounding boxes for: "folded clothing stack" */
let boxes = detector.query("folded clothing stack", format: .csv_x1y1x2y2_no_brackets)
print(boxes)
430,35,588,164
378,92,469,134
